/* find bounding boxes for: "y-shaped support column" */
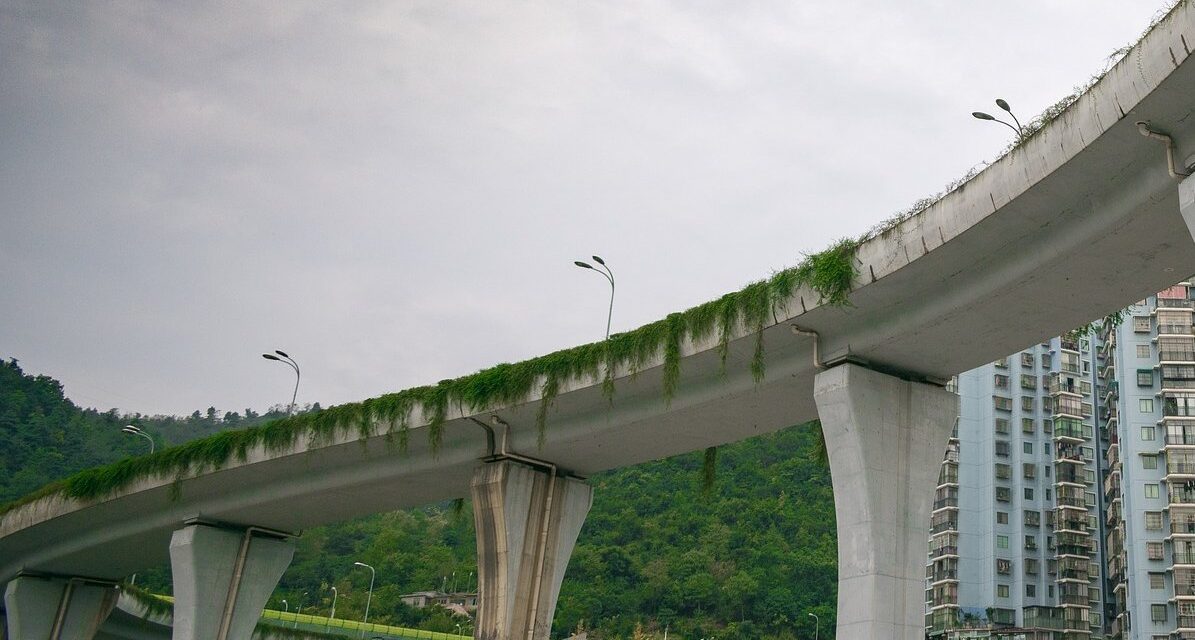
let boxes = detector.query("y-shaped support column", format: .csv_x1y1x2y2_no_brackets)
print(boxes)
169,523,294,640
4,575,118,640
472,460,593,640
814,363,957,640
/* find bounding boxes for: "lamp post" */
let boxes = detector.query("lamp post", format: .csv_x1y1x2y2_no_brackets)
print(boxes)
121,425,154,454
326,586,338,632
282,599,288,613
573,255,615,340
353,562,375,637
295,592,308,629
972,97,1025,140
808,612,819,640
262,350,300,415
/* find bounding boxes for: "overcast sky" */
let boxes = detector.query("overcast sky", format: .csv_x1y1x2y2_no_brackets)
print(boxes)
0,1,1174,416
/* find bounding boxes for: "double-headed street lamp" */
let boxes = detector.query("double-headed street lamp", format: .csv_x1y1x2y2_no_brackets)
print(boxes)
262,349,300,415
353,561,375,637
121,425,154,454
972,97,1025,140
573,255,615,340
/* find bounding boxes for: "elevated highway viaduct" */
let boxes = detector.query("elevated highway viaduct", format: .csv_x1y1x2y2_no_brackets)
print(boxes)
4,3,1195,639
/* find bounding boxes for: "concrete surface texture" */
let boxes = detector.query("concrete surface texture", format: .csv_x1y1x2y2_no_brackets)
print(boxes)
471,461,592,640
4,575,119,640
168,524,295,640
814,364,959,640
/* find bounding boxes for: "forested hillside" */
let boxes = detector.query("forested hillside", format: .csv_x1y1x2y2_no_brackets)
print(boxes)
0,358,837,639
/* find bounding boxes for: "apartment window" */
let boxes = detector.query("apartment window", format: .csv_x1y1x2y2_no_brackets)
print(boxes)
1043,419,1053,434
1020,374,1036,389
1022,418,1035,434
1146,483,1160,498
996,558,1012,575
1023,442,1034,455
1025,558,1039,575
1041,353,1051,367
1152,604,1167,623
1081,446,1094,461
1134,316,1152,332
1024,535,1036,550
1139,369,1155,386
1024,487,1034,500
1048,585,1054,598
1142,398,1156,413
994,396,1013,411
1148,541,1165,559
1081,401,1092,417
995,441,1010,457
1138,344,1151,358
994,357,1008,368
1025,584,1036,597
1151,572,1166,589
1086,491,1096,506
1024,510,1040,526
1143,454,1158,469
994,374,1009,388
1022,396,1034,412
1142,426,1157,441
995,464,1012,480
997,511,1008,524
1145,511,1163,530
995,418,1010,434
997,584,1009,598
1044,488,1051,500
1045,465,1051,478
997,535,1010,549
996,487,1011,502
1023,463,1036,479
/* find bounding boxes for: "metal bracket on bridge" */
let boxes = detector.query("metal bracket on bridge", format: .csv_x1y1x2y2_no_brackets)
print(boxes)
179,518,299,541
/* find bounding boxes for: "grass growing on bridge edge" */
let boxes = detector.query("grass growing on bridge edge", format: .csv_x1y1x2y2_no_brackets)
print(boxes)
0,239,858,519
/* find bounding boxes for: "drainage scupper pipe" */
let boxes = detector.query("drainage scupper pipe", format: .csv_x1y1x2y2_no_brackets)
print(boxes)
790,325,827,370
1137,121,1192,179
217,525,294,640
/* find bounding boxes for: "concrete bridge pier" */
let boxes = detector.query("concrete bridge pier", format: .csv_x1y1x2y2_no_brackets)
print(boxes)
168,523,294,640
471,460,593,640
4,574,119,640
814,363,958,640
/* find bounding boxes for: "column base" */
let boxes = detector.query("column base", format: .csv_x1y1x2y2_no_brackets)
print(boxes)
4,575,118,640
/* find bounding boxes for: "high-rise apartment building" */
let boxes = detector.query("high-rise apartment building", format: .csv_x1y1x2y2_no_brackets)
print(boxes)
1098,282,1195,640
927,280,1195,640
927,337,1106,639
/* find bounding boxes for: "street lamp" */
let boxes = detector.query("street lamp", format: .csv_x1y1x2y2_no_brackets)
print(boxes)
121,425,154,454
282,599,288,613
353,562,375,637
262,350,300,415
972,97,1024,140
808,612,819,640
573,255,615,340
326,586,338,632
295,592,308,629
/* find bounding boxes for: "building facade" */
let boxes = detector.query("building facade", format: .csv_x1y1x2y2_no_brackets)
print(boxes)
927,280,1195,640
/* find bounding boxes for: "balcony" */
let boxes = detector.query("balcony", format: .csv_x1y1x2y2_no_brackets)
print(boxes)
1169,433,1195,446
933,496,958,511
1159,298,1195,309
1174,517,1195,536
1179,614,1195,630
929,545,959,560
1169,461,1195,479
1160,324,1195,335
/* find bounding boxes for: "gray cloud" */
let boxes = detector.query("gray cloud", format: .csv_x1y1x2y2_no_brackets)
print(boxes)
0,0,1169,414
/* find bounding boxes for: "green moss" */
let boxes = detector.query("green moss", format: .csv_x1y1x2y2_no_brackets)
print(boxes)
121,584,174,620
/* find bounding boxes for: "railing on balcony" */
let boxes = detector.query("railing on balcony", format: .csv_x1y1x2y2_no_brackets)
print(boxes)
934,496,958,510
1179,614,1195,629
1159,298,1195,309
929,545,959,559
1170,433,1195,446
1174,518,1195,535
1171,461,1195,476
